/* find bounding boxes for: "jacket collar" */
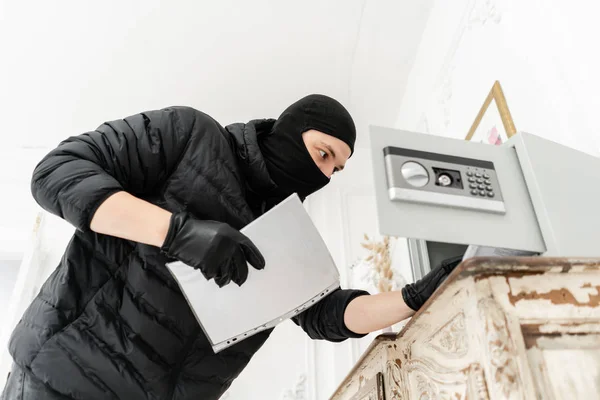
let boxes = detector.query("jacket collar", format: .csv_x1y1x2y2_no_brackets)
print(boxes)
225,119,280,213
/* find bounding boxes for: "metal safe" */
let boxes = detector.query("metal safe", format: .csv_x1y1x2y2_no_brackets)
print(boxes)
370,126,600,278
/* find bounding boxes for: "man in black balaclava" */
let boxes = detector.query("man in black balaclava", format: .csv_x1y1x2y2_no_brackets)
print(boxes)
3,93,462,400
259,94,356,201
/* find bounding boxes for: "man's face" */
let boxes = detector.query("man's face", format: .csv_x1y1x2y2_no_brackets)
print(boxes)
301,129,351,178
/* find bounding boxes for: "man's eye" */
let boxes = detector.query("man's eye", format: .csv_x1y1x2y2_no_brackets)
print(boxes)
319,150,328,159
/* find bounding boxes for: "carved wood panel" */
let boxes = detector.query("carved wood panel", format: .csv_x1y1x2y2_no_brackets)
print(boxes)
349,372,385,400
330,258,600,400
426,312,468,358
404,360,488,400
478,297,522,399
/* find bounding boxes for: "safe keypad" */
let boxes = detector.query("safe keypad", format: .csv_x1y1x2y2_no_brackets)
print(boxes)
467,170,495,197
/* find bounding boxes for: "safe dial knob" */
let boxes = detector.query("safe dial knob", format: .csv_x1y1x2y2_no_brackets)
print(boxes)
401,161,429,187
437,173,452,187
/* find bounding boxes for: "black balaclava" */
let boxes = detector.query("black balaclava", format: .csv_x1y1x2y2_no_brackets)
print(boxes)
259,94,356,201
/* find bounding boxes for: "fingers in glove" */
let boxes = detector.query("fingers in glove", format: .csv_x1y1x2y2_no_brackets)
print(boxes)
196,261,218,281
441,256,463,274
231,248,249,286
401,266,448,311
238,236,265,270
214,261,232,288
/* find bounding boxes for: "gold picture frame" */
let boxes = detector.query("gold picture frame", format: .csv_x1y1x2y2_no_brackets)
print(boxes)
465,81,516,144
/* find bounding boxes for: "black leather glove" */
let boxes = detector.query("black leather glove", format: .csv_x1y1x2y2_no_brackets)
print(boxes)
401,255,463,311
161,212,265,287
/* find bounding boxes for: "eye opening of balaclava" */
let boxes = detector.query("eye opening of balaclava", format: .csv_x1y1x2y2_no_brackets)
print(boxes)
258,94,356,201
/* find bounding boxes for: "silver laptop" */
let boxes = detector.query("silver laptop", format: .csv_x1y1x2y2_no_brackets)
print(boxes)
166,194,341,353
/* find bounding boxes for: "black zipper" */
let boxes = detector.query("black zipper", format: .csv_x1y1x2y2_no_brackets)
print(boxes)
166,328,199,400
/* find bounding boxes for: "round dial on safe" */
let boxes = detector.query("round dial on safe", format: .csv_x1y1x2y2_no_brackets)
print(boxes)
401,161,429,187
437,174,452,186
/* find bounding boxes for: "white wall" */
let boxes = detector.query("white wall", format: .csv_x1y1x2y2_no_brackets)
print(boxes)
0,149,48,258
395,0,600,158
0,0,356,149
0,261,20,323
0,0,432,150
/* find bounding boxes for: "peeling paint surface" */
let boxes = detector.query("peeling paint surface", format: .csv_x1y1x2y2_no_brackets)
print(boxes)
330,258,600,400
508,275,600,306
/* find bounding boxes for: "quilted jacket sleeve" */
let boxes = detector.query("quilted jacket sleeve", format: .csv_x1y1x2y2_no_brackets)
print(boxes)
291,287,370,342
31,106,201,232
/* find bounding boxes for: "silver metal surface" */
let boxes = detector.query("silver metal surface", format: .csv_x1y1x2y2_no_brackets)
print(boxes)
211,281,341,353
165,195,341,354
407,238,431,280
508,132,600,256
370,126,546,252
383,151,505,203
388,187,506,214
437,174,452,186
400,161,429,187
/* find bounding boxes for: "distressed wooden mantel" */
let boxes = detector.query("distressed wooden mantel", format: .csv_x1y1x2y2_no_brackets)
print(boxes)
330,257,600,400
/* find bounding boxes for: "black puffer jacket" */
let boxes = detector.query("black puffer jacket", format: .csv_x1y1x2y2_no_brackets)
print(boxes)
8,107,369,400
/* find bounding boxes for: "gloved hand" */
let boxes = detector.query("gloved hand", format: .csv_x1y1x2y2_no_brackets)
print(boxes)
161,212,265,287
401,255,463,311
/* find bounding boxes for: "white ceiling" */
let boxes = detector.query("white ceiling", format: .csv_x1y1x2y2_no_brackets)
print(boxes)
0,0,433,149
